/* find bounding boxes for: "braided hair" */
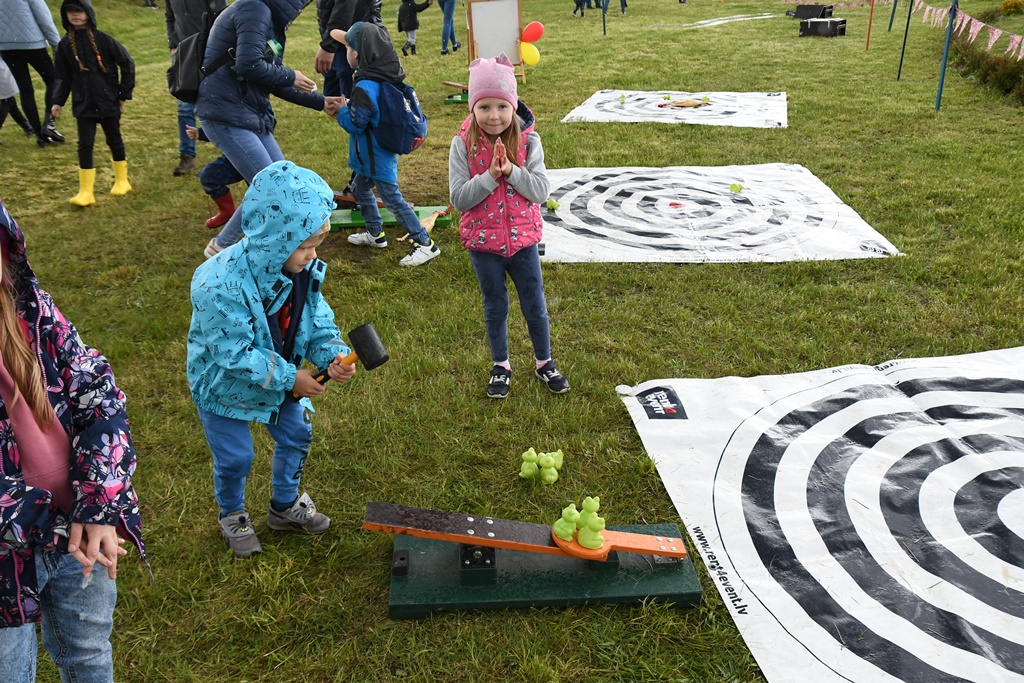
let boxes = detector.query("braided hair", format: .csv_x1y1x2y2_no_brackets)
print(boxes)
68,25,108,73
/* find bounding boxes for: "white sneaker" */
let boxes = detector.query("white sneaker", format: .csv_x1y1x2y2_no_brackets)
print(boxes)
204,238,225,259
399,241,440,267
348,231,388,248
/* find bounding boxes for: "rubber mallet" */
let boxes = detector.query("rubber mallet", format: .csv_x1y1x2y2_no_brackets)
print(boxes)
294,323,389,397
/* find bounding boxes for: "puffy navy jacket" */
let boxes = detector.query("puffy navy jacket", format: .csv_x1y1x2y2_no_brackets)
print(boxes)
195,0,324,133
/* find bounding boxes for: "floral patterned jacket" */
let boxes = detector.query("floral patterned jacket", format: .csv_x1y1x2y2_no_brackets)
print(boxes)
0,200,146,628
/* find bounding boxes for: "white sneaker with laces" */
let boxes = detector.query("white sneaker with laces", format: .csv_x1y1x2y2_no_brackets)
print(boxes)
348,231,388,248
399,241,441,267
204,238,225,259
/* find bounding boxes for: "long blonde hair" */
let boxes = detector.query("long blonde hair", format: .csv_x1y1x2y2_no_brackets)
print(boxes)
465,112,523,168
0,262,54,427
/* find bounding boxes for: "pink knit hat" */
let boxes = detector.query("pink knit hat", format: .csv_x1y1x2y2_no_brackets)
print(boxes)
468,53,518,111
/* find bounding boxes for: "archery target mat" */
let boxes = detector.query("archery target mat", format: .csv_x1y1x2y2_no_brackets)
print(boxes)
541,164,900,263
561,90,787,128
618,346,1024,683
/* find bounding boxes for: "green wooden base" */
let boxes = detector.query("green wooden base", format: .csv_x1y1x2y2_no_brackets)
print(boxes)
385,524,702,619
329,206,454,231
444,93,469,105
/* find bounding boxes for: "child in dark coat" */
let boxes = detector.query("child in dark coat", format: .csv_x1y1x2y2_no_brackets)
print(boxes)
397,0,432,56
51,0,134,206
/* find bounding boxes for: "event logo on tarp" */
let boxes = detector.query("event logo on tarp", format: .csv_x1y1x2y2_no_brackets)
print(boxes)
637,387,687,419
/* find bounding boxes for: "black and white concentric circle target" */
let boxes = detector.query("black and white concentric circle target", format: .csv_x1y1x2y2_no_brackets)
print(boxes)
716,373,1024,682
541,164,899,263
560,90,787,128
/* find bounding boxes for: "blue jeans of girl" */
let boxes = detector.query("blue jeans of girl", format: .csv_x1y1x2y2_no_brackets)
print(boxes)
468,245,550,363
439,0,459,51
202,120,285,249
0,549,117,683
350,173,430,245
198,400,312,517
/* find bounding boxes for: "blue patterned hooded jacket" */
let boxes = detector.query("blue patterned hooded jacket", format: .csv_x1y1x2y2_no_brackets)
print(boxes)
187,161,347,424
0,200,146,629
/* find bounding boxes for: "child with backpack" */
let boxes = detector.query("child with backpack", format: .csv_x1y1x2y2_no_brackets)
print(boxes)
332,21,440,267
397,0,432,56
448,54,570,398
50,0,134,207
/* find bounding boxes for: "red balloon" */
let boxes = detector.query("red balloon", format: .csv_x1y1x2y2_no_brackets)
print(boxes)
521,21,544,44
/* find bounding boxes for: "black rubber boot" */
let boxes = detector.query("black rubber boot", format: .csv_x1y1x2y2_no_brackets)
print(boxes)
43,113,64,143
401,41,409,57
410,43,416,55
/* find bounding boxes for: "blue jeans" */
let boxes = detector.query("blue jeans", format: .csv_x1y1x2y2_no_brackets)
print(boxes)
439,0,459,50
323,51,355,99
199,155,245,199
351,173,429,245
201,120,284,248
0,549,117,683
468,245,550,363
198,401,312,517
177,98,197,158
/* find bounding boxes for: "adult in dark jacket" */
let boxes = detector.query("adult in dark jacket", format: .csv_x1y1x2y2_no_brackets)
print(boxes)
397,0,432,56
165,0,227,176
197,0,342,258
51,0,135,206
313,0,381,99
0,0,65,146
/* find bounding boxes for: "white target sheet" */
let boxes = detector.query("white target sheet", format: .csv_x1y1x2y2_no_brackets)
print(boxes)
541,164,901,263
561,90,787,128
618,347,1024,683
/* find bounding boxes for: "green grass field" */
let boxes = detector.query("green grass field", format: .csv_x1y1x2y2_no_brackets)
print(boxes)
2,0,1023,681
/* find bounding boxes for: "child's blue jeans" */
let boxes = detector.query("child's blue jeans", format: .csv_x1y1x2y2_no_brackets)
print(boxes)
467,245,551,363
0,549,117,683
197,400,312,517
199,155,245,199
350,173,430,245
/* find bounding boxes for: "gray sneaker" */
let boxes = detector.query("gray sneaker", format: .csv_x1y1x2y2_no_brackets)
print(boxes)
267,492,330,534
219,510,262,558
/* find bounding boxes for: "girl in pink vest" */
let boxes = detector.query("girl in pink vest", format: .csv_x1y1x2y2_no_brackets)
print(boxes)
448,54,570,399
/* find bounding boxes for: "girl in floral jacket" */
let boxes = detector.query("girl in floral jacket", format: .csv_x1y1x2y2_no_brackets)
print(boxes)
448,54,570,400
0,199,146,682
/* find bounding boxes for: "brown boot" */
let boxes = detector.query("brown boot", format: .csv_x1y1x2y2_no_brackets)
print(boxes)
173,154,196,176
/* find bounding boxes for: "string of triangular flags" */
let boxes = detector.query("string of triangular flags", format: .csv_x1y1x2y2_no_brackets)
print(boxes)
914,0,1024,59
787,0,895,6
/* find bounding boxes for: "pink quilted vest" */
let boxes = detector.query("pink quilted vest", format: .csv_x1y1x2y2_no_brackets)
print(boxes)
457,114,544,257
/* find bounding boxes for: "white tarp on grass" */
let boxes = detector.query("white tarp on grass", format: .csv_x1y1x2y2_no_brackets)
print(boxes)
618,347,1024,683
561,90,787,128
541,164,900,263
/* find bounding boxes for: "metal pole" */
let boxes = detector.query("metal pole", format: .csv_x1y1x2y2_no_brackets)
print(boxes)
897,0,915,80
935,0,958,111
602,0,608,36
888,0,899,31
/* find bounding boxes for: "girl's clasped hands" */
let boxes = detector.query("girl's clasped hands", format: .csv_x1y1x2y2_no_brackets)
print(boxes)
488,137,513,180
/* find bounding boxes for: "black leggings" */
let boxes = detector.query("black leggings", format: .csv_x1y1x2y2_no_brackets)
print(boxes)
77,116,125,168
0,97,30,132
0,48,56,133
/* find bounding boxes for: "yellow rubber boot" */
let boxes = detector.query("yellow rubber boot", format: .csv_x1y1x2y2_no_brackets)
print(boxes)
69,168,96,207
111,159,131,196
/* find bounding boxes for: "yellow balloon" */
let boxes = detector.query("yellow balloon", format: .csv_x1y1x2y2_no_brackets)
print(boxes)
520,42,540,67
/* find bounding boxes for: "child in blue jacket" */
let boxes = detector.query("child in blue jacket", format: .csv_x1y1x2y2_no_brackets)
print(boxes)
187,160,356,558
333,21,440,267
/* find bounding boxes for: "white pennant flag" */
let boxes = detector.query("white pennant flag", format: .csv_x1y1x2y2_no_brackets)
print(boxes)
923,6,932,22
957,12,970,35
969,18,984,43
1010,35,1023,57
1019,39,1024,61
987,27,1003,52
913,0,922,13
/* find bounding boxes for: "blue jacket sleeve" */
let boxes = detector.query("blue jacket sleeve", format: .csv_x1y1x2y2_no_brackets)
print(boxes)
232,7,294,91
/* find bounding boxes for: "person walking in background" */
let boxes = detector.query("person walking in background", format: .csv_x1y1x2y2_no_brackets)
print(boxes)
197,0,343,259
397,0,431,57
448,54,570,398
437,0,460,55
188,161,356,558
165,0,227,176
0,55,35,144
0,199,147,683
0,0,65,147
51,0,135,207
